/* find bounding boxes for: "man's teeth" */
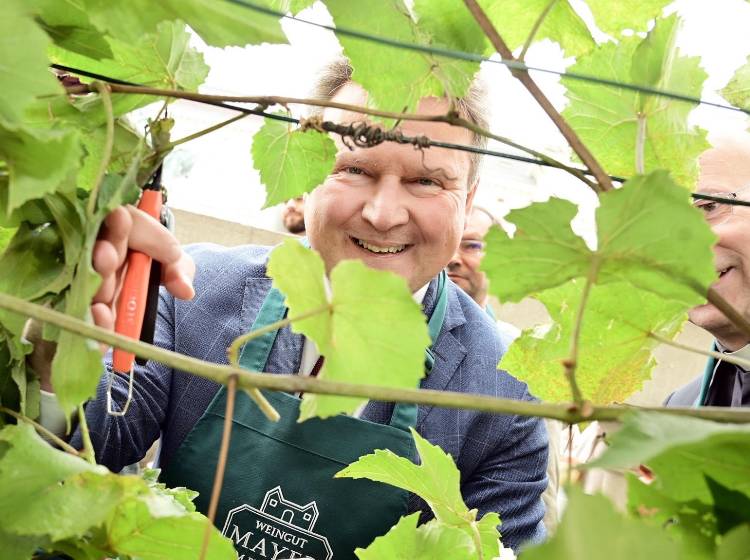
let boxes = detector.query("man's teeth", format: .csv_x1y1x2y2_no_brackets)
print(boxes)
356,238,406,254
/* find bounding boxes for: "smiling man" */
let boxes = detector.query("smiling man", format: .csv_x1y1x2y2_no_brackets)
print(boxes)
666,135,750,408
36,59,548,556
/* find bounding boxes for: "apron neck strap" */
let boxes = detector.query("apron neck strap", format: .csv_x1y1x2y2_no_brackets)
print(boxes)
238,286,287,373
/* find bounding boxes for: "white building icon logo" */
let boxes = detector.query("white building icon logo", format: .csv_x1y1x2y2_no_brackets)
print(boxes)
221,486,333,560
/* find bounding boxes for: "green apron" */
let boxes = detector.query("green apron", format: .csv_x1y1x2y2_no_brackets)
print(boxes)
161,272,448,560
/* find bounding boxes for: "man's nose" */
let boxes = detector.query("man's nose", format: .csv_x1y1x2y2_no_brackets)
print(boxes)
448,248,462,269
361,177,410,231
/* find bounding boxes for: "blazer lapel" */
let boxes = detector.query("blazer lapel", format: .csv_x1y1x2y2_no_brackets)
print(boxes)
417,281,467,430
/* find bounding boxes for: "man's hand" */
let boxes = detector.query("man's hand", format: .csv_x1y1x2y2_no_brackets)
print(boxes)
91,205,195,331
32,205,195,392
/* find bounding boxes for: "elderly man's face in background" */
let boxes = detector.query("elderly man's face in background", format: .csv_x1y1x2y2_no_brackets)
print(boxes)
447,207,493,306
689,140,750,351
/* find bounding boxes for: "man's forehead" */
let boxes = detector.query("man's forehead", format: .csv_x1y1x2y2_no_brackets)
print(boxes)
696,143,750,193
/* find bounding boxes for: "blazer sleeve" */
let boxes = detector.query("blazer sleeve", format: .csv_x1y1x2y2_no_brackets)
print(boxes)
70,288,176,472
461,388,548,552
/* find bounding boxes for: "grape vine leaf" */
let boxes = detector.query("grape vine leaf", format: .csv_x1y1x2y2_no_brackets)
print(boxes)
586,0,671,37
591,412,750,505
482,171,716,307
0,423,234,559
252,117,337,208
49,20,209,91
27,0,113,59
337,428,501,559
355,513,475,560
0,1,64,131
501,280,686,403
722,55,750,110
106,497,236,560
522,487,689,560
717,525,750,560
0,127,82,213
0,226,15,255
81,0,288,48
326,0,478,113
562,14,709,187
479,0,595,57
52,156,143,415
626,475,716,560
706,476,750,535
267,240,430,420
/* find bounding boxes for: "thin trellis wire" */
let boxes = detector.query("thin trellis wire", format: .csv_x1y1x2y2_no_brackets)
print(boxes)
52,64,626,182
223,0,749,117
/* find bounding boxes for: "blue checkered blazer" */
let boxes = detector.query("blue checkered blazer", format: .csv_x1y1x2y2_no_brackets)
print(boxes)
77,243,548,550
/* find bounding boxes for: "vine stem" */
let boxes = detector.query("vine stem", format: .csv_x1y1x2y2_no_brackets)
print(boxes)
86,82,115,218
519,0,559,61
161,112,250,152
0,406,80,456
200,374,238,560
563,263,599,408
3,292,750,424
77,403,96,464
635,113,647,174
648,331,750,370
462,0,614,193
68,83,595,189
226,304,331,422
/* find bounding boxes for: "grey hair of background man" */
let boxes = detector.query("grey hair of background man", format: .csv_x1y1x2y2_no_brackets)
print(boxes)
309,57,490,188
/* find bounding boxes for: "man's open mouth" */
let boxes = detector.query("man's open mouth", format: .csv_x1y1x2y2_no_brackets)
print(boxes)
351,236,409,254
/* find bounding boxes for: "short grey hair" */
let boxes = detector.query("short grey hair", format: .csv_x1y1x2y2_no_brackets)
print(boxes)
309,57,489,187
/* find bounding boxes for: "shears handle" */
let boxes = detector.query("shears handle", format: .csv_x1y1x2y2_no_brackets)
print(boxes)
112,189,163,374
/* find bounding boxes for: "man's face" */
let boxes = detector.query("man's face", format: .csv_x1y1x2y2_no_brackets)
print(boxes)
688,143,750,350
282,196,306,234
305,83,476,292
447,208,493,304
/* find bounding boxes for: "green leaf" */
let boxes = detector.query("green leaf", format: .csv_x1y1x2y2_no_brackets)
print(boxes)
501,280,685,403
78,121,144,191
81,0,287,47
0,226,17,256
483,171,716,306
0,529,37,560
252,117,336,208
706,476,750,535
52,156,143,414
49,20,209,92
717,525,750,560
523,487,690,560
592,412,750,505
267,240,430,419
326,0,477,113
562,15,709,187
481,197,589,303
338,428,468,525
355,513,475,560
627,475,716,560
722,55,750,110
0,223,70,302
479,0,595,57
0,1,64,130
587,0,671,36
106,495,236,560
338,429,501,558
0,126,82,213
27,0,113,59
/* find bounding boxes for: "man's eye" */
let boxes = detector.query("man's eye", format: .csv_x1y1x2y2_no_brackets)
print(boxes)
695,201,718,213
344,166,364,175
415,177,439,187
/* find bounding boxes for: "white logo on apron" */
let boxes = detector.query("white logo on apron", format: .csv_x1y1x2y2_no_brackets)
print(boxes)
221,486,333,560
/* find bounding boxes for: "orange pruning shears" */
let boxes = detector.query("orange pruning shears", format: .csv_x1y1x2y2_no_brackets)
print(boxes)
112,165,168,374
